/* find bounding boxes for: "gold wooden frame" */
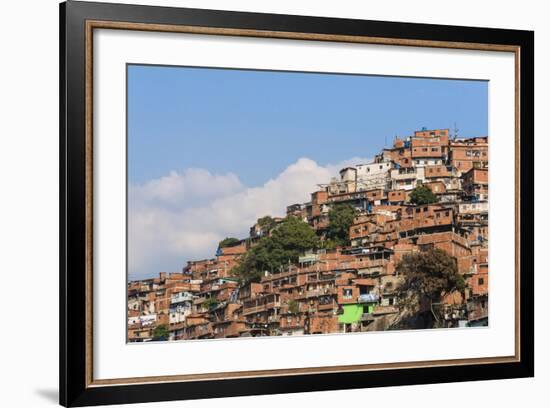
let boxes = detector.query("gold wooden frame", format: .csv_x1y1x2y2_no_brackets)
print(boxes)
84,20,521,388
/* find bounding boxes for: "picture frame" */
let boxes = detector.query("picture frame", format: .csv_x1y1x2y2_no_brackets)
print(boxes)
60,1,534,406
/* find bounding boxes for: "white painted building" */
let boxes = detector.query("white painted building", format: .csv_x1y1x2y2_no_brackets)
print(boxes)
139,314,157,327
390,167,425,190
355,161,392,191
169,291,194,324
128,315,141,326
412,158,443,167
356,161,392,178
458,201,489,214
169,306,191,325
128,298,140,311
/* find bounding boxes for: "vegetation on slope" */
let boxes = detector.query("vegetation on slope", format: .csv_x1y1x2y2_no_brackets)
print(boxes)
393,248,467,329
232,216,319,283
326,203,357,247
218,237,241,248
409,185,438,205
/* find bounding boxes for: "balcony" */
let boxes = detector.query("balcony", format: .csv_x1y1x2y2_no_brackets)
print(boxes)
372,305,399,315
305,287,335,298
357,293,379,303
318,302,336,311
391,169,420,180
171,293,194,304
242,304,267,315
261,268,297,282
265,301,281,310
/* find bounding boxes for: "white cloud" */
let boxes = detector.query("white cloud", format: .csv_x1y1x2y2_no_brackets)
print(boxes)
129,168,244,209
128,157,370,280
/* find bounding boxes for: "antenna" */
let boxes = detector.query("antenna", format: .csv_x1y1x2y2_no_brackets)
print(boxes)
453,122,459,139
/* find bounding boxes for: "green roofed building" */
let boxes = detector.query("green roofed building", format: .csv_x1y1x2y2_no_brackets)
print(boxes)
338,303,377,325
338,304,364,324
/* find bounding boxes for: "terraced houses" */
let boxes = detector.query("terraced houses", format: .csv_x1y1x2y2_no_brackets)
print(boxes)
127,128,489,342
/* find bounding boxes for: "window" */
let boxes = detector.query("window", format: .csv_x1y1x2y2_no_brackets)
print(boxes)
343,288,353,299
478,278,485,285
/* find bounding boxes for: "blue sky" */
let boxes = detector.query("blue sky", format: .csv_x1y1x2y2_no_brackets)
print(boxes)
127,65,488,279
127,65,488,187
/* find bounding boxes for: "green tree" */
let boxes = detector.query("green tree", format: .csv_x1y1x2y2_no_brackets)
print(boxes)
320,239,339,250
232,217,319,283
218,237,241,248
288,299,300,314
152,324,168,341
409,185,438,205
396,248,466,305
203,296,218,310
326,203,356,246
257,215,276,234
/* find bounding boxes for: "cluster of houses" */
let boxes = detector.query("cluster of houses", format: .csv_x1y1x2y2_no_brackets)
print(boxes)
128,128,489,342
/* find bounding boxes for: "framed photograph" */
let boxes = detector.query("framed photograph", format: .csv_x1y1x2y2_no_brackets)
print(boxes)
60,1,534,406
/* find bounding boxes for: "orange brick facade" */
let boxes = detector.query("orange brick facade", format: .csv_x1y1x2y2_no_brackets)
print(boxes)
128,129,489,341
